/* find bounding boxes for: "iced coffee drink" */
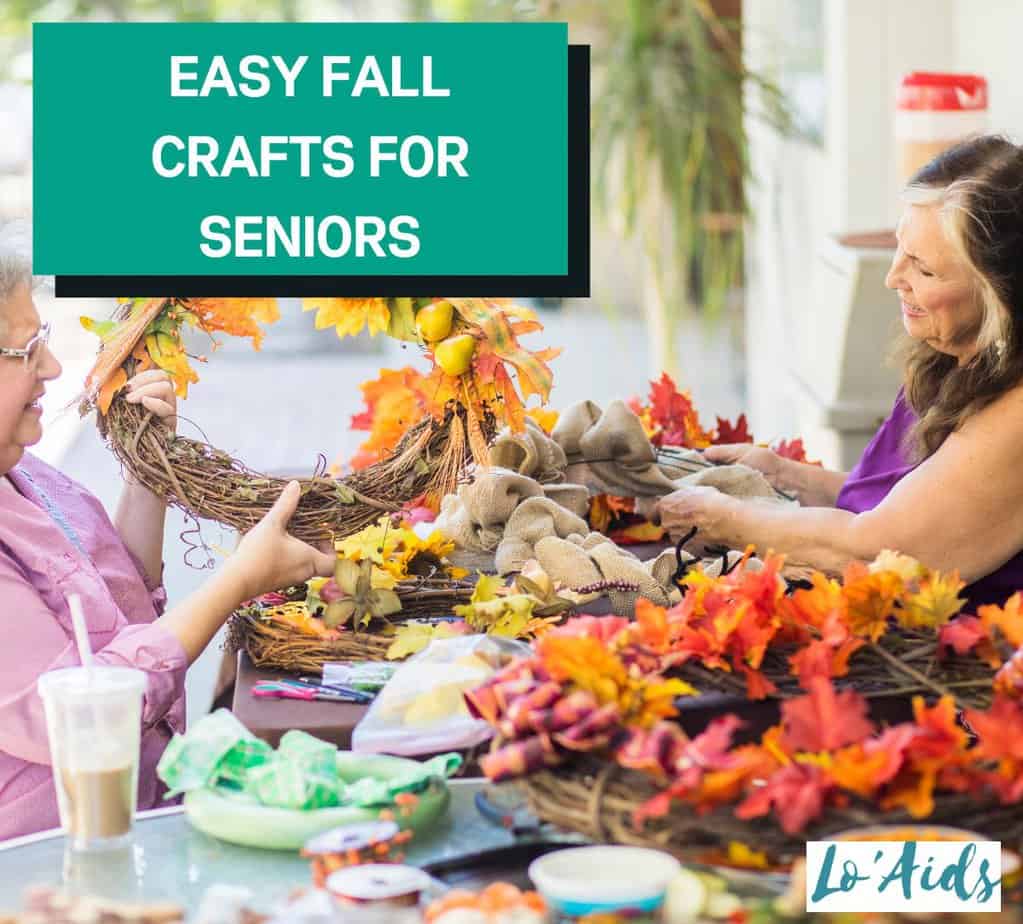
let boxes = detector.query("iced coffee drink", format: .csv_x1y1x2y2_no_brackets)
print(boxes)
38,666,145,850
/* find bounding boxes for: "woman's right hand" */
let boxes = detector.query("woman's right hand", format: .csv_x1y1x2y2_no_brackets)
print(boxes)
703,443,788,488
228,481,336,601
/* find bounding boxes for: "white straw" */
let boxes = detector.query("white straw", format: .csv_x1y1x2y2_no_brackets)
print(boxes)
67,593,94,674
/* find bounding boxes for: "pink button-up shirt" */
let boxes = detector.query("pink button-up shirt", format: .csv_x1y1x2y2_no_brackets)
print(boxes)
0,453,188,840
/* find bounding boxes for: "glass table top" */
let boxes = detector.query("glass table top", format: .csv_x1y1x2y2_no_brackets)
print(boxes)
0,780,578,916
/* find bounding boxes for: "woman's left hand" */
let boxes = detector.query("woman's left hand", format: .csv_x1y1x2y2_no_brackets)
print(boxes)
654,485,735,547
124,370,177,433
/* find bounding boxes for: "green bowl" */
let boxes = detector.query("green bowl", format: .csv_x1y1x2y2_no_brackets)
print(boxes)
183,751,451,850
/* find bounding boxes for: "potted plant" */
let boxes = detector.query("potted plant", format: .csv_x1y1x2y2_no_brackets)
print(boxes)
415,0,789,377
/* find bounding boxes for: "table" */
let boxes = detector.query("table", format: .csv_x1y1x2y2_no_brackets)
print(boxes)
231,652,369,748
0,781,572,916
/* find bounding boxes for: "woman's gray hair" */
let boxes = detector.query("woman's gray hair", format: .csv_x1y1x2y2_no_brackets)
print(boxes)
0,221,33,338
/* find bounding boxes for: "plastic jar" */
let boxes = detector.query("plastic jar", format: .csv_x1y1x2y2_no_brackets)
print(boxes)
896,71,988,184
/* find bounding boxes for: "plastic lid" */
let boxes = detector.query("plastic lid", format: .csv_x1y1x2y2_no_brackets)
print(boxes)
37,665,146,701
302,821,400,856
897,72,987,111
325,864,432,901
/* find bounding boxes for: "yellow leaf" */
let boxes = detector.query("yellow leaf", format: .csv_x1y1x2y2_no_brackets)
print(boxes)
302,298,390,339
898,571,966,629
869,549,925,582
386,621,464,660
470,572,505,604
727,841,771,870
526,407,559,434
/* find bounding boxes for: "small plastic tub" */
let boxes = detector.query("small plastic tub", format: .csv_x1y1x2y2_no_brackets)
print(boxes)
528,845,681,916
326,863,433,909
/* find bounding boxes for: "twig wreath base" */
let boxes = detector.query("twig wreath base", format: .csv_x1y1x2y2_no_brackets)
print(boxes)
224,576,477,671
676,627,996,712
98,391,494,544
520,759,1023,866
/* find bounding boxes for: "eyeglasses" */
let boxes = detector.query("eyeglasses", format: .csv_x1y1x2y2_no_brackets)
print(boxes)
0,322,51,370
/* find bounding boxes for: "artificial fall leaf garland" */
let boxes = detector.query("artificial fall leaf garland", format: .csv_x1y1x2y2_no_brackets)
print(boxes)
470,623,1023,839
467,546,1022,797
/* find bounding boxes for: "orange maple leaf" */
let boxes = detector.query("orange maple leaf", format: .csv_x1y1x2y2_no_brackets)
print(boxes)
881,763,941,818
829,743,891,798
789,637,865,686
187,297,280,347
978,593,1023,649
346,366,430,467
633,599,671,649
783,573,850,645
842,561,903,640
911,695,970,757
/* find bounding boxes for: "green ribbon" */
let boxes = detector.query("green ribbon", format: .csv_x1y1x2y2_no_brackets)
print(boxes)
157,709,461,812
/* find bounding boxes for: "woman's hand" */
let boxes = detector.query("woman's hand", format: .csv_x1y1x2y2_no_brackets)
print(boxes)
124,370,178,433
654,485,737,549
228,481,336,601
703,443,786,487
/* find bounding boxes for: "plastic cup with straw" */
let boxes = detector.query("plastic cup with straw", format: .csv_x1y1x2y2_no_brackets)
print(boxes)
37,594,147,850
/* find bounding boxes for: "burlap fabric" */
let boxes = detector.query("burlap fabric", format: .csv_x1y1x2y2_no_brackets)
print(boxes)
553,400,678,497
435,401,783,613
490,400,782,503
435,469,591,554
488,417,568,484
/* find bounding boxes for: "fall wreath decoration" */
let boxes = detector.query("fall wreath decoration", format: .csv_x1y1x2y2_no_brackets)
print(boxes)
80,296,559,543
464,557,1023,864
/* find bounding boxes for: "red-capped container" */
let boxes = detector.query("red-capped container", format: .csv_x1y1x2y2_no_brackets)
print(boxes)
896,71,988,183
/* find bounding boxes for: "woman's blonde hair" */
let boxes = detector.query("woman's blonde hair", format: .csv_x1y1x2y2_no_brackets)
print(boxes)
899,135,1023,458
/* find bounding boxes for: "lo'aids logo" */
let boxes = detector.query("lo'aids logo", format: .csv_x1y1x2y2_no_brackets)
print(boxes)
806,840,1003,912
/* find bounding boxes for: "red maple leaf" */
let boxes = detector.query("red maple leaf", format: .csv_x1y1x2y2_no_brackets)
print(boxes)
715,414,753,444
671,715,745,788
648,373,695,427
862,724,919,785
937,616,988,656
964,696,1023,763
781,678,874,752
736,762,834,834
773,437,810,462
789,638,865,687
350,408,374,431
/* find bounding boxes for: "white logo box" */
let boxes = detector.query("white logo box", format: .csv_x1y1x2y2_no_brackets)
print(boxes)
806,840,1002,913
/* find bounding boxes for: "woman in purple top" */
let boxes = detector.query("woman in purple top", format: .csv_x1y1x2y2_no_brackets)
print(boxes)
655,135,1023,612
0,234,335,840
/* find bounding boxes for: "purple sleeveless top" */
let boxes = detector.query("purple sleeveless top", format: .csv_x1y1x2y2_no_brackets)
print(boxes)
836,390,1023,612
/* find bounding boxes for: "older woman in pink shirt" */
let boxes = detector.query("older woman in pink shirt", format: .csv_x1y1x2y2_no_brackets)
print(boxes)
0,242,335,840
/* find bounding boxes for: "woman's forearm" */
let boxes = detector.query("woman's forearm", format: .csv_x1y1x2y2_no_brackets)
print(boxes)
156,559,251,664
115,480,167,589
716,497,881,575
774,460,849,508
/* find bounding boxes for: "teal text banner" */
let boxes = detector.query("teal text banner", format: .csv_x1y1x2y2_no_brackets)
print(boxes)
33,22,569,280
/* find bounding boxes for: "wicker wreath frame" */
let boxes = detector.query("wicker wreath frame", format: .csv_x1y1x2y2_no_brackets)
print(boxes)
676,626,997,711
99,392,493,545
521,758,1023,865
224,575,478,671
